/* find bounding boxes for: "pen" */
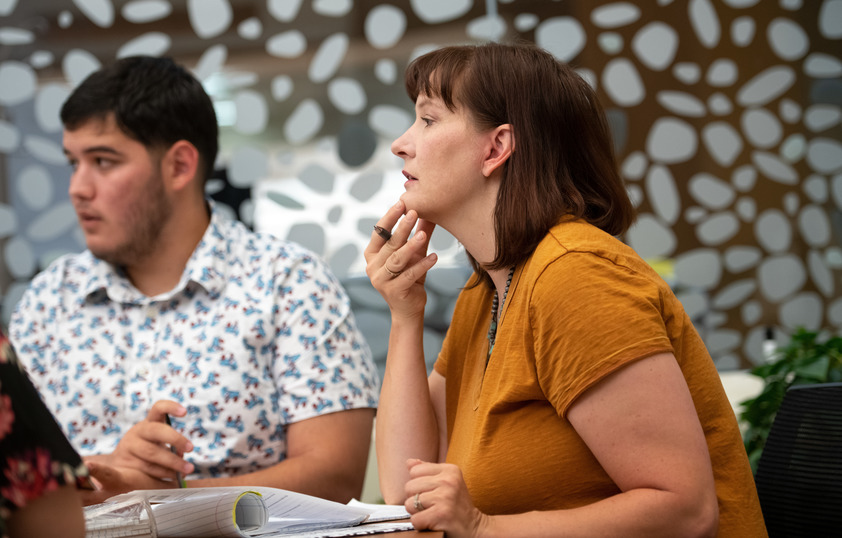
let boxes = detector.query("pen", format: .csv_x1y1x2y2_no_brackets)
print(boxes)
165,414,186,488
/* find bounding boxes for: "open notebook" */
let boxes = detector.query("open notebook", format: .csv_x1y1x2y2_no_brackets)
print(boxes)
84,486,412,538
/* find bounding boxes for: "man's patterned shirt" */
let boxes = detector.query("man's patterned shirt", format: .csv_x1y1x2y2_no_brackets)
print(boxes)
9,205,379,478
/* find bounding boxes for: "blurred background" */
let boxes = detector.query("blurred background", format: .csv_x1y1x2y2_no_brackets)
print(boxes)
1,0,841,381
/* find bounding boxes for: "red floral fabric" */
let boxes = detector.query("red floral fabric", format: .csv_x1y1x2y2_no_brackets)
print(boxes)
0,330,90,538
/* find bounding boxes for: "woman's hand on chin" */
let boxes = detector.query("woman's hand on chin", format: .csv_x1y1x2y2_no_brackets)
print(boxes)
365,202,437,320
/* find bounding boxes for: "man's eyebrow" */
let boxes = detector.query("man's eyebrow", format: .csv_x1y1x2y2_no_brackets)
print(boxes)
63,146,122,157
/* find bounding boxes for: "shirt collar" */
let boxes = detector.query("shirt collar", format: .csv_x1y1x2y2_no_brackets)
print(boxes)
80,201,230,303
181,201,231,298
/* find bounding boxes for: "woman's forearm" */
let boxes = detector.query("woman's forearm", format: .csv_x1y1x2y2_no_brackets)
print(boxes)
376,314,442,503
479,487,717,538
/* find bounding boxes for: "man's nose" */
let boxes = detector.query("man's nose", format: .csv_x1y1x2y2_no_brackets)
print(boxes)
68,165,94,200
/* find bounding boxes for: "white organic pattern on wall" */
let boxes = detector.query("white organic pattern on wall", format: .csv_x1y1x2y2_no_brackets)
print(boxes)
0,0,840,374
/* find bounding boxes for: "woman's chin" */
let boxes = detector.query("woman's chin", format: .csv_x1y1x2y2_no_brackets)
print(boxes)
399,192,416,211
399,196,423,217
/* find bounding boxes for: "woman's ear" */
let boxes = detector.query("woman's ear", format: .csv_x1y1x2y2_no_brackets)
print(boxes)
481,124,514,178
162,140,200,192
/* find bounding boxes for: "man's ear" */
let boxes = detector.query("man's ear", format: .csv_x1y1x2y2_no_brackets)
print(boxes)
162,140,200,192
481,124,514,178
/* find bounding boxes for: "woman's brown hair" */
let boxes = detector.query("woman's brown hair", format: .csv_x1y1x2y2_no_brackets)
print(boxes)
404,42,636,280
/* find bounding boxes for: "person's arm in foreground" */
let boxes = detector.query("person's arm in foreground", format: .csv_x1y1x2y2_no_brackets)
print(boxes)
364,201,442,504
1,329,87,537
83,399,374,504
404,352,720,538
6,484,85,538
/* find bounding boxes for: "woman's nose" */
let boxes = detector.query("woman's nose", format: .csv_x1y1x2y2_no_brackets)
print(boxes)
391,129,411,158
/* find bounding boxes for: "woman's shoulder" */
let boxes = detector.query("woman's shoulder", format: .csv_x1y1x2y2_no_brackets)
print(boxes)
532,219,656,277
518,221,669,305
542,219,629,255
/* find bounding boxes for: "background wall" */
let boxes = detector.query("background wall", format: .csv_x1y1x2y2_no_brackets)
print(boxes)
1,0,841,378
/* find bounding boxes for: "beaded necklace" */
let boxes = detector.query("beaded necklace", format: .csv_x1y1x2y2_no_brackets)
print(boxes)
486,266,516,360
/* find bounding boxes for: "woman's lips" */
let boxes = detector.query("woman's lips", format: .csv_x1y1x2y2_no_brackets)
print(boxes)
402,170,418,181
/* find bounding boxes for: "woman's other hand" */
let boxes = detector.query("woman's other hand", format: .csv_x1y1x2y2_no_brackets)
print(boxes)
404,459,491,538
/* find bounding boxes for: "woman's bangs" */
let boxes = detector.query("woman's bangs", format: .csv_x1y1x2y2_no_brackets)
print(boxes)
405,48,472,110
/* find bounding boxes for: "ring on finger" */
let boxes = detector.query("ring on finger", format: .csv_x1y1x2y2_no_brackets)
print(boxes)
384,266,401,278
373,225,392,241
414,492,425,511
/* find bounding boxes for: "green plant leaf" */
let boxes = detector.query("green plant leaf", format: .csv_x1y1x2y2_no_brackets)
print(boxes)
738,327,842,474
792,355,830,382
749,362,776,378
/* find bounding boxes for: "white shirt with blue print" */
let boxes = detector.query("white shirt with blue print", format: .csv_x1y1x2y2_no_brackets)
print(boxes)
9,203,379,478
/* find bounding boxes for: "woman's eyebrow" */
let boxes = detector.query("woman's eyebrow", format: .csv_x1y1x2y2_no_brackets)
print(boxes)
415,96,443,112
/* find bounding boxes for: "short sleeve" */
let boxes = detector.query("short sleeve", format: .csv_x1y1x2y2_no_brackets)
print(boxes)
268,251,379,423
531,253,674,417
0,330,90,522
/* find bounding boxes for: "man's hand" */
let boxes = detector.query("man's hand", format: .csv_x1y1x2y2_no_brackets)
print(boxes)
81,460,175,505
91,399,194,481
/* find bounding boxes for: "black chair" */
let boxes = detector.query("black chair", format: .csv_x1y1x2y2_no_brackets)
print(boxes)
754,382,842,537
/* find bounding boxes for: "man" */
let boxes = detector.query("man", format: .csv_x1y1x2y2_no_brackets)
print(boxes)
9,56,378,503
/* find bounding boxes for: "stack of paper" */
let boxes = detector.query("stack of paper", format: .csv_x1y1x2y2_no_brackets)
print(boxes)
84,487,413,538
84,497,156,537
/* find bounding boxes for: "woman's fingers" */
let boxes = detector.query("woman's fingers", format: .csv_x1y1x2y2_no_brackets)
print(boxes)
404,461,485,537
387,209,419,249
394,244,437,284
365,200,406,259
364,202,437,317
373,225,392,241
415,219,436,250
381,229,438,284
366,207,425,279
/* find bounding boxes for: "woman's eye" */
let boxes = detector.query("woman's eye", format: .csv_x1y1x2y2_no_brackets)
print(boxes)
422,117,433,126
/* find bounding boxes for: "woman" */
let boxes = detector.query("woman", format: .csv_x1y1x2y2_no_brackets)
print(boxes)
0,329,89,538
365,42,766,537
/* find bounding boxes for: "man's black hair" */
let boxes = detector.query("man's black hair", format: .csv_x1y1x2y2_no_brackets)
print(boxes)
61,55,219,183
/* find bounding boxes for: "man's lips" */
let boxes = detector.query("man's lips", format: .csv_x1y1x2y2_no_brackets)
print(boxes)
75,210,101,223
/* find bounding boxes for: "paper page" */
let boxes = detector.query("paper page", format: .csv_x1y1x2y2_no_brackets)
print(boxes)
108,488,266,538
107,487,371,536
246,487,370,535
345,500,410,523
84,497,157,538
250,521,415,538
152,490,266,537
